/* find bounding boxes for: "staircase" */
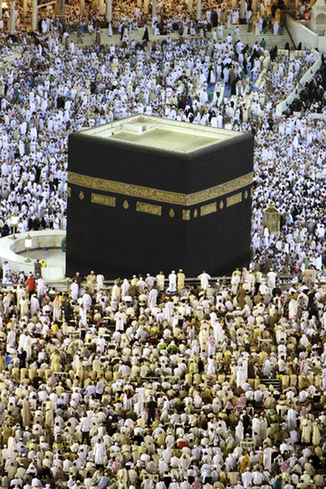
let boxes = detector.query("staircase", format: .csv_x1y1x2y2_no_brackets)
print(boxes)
0,49,23,73
218,24,295,51
69,28,181,47
69,23,295,50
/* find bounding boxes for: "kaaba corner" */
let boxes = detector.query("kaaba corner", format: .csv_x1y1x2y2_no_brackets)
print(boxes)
66,115,254,279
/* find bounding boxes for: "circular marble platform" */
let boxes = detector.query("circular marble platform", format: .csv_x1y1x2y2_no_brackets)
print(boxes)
0,230,66,281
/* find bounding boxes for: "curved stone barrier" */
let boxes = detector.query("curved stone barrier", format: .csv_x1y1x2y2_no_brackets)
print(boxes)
0,230,66,281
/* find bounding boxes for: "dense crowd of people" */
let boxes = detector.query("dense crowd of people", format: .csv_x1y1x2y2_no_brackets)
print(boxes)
1,264,326,489
288,62,326,114
0,7,325,275
1,35,324,274
0,0,326,488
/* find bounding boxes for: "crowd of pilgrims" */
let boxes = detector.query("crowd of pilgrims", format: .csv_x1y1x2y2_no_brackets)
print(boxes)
0,20,325,273
288,66,326,114
0,5,326,487
1,260,326,489
0,0,289,37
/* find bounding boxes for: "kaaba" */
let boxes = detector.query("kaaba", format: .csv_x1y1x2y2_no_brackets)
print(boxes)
67,116,253,279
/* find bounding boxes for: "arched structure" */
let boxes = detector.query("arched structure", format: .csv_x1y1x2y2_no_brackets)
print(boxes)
309,0,326,34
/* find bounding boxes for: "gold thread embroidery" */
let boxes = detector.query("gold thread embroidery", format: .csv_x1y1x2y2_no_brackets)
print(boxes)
200,202,217,216
219,201,224,209
136,202,162,216
123,200,129,209
68,171,253,206
244,190,248,199
182,210,190,221
91,193,116,207
79,191,84,200
67,187,71,198
193,209,198,218
227,193,242,207
169,208,175,218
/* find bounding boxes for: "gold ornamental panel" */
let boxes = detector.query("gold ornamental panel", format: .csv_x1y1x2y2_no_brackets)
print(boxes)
91,193,116,207
136,202,162,216
226,192,242,207
200,202,217,217
182,210,191,220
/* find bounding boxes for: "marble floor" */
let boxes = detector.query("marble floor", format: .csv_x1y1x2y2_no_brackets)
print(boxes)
18,249,66,271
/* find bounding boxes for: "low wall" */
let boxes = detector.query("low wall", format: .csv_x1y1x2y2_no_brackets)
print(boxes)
318,36,326,52
245,68,268,110
275,47,322,115
0,230,66,281
286,15,319,50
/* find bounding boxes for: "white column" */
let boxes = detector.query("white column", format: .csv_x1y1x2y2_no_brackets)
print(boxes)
80,0,85,17
99,0,104,15
10,0,15,35
144,0,148,14
106,0,112,22
153,0,156,16
188,0,193,13
23,0,27,18
58,0,65,24
196,0,201,20
240,0,246,23
32,0,37,31
137,0,141,7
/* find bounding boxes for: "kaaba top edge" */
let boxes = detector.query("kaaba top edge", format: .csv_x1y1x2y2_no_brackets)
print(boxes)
76,115,251,155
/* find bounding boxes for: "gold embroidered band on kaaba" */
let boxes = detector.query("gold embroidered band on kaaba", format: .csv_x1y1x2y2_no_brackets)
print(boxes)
68,171,253,206
91,193,116,207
